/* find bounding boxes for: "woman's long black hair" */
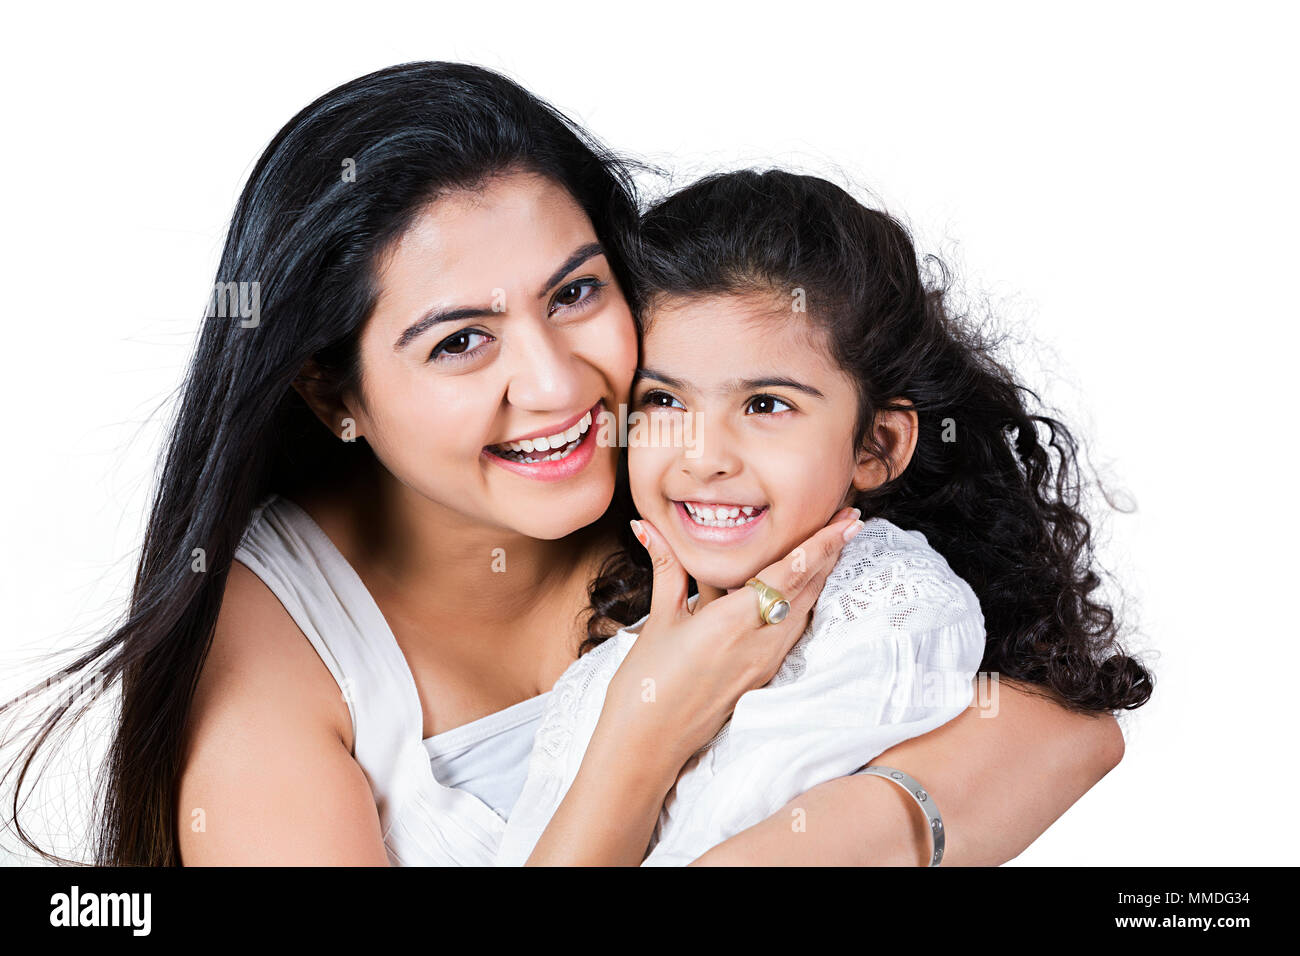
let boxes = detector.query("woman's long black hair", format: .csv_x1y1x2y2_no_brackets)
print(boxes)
0,62,642,865
584,169,1153,715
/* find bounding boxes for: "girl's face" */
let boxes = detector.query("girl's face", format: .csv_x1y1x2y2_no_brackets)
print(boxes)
341,170,638,540
629,292,870,591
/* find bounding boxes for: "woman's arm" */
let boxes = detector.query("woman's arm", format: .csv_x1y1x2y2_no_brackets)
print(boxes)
177,561,391,865
688,679,1125,866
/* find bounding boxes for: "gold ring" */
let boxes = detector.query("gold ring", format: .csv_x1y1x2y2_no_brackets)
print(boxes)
745,577,791,626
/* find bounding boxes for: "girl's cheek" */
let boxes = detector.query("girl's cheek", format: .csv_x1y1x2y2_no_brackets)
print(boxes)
627,444,668,513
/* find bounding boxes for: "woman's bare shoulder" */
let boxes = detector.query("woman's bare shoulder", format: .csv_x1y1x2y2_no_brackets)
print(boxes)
176,560,383,864
190,559,354,752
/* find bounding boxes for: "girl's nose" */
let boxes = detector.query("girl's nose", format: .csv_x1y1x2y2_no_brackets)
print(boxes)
678,425,742,481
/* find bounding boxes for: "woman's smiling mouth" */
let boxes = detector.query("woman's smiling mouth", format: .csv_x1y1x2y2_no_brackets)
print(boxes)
482,399,604,482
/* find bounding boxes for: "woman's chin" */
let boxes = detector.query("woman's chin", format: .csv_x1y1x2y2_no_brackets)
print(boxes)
506,495,613,541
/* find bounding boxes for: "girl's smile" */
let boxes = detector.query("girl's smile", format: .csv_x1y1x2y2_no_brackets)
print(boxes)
671,499,770,544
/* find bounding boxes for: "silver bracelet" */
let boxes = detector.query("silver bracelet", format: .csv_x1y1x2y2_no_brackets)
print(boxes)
854,765,945,866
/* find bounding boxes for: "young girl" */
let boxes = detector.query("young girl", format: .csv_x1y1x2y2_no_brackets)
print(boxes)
496,169,1152,866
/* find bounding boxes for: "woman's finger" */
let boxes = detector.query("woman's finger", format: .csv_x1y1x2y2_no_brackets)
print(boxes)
753,508,862,605
710,507,861,656
631,518,690,622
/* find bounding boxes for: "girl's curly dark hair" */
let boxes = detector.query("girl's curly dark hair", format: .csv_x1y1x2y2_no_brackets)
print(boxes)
582,168,1153,715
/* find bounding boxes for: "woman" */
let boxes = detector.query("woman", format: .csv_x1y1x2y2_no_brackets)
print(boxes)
1,62,1130,866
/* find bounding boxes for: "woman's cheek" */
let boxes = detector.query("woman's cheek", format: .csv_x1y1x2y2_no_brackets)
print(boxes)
584,305,639,394
367,384,477,487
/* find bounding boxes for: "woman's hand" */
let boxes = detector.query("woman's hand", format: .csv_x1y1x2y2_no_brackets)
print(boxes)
594,506,865,780
522,505,863,865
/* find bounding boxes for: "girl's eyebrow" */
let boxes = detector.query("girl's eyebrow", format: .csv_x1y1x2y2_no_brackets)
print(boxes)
727,376,825,399
633,368,824,399
633,367,688,389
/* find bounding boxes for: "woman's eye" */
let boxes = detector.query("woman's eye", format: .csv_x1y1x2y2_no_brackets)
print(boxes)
641,389,686,411
429,329,492,363
549,278,605,315
745,394,793,415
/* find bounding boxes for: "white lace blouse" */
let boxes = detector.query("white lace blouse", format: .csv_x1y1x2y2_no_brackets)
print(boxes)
495,517,988,866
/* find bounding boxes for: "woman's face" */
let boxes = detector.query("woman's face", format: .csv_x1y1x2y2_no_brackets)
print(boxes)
344,170,638,540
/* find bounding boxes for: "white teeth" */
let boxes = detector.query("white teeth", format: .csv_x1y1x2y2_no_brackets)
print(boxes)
496,408,596,462
509,440,581,465
681,502,765,528
499,408,595,460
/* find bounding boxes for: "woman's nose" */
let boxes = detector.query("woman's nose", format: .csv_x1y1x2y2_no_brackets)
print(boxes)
504,320,585,411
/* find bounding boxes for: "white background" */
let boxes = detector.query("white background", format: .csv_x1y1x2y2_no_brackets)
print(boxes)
1,1,1296,865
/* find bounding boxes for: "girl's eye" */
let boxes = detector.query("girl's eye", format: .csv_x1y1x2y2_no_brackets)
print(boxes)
429,329,493,363
549,278,606,316
745,394,793,416
641,389,686,411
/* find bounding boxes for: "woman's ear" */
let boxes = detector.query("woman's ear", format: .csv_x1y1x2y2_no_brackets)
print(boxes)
851,399,918,493
291,359,365,441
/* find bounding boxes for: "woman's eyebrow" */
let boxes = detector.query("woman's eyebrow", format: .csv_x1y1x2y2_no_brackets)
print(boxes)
393,241,607,352
394,305,497,351
537,241,605,298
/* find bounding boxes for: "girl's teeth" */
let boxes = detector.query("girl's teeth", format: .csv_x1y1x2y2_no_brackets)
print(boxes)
682,502,763,527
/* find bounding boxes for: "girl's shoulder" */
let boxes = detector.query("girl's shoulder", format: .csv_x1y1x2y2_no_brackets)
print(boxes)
818,516,984,632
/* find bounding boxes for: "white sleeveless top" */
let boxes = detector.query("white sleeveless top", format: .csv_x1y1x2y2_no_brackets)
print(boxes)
233,493,548,865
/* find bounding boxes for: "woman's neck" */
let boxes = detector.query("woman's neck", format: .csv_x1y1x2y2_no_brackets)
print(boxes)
297,455,621,658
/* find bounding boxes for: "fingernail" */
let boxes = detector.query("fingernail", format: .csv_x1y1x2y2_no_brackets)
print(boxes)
630,519,647,548
842,519,864,542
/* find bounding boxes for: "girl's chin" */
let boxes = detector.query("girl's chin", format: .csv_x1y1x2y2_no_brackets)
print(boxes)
676,556,764,595
673,542,788,595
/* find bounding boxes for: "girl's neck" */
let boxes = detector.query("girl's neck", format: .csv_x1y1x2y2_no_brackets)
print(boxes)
694,581,733,610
